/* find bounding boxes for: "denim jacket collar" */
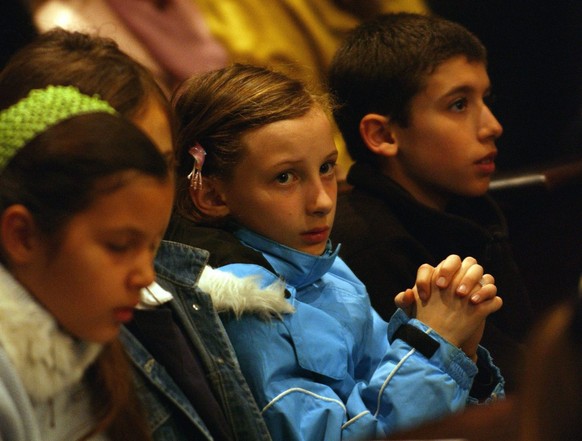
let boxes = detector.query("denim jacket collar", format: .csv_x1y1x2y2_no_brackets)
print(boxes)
154,240,210,287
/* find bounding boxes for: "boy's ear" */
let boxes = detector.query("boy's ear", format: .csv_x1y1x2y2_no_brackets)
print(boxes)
359,114,398,158
188,177,231,218
1,205,40,265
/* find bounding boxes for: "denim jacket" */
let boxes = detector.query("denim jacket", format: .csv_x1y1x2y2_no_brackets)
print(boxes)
120,240,272,441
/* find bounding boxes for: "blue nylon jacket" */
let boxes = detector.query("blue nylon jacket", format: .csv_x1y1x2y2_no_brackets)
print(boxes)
119,240,272,441
207,228,504,441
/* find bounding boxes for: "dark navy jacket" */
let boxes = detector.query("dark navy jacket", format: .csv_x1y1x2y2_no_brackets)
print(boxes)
333,161,533,391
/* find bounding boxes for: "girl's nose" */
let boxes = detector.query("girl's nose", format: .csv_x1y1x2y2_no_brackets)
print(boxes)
128,254,156,290
308,179,335,216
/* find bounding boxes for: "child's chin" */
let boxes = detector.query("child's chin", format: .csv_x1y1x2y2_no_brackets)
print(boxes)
300,244,327,256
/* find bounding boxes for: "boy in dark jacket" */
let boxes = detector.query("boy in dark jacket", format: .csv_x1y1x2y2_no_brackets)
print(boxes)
329,12,532,391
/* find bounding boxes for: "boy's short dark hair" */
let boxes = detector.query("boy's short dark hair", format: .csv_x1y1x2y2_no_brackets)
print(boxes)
328,13,487,165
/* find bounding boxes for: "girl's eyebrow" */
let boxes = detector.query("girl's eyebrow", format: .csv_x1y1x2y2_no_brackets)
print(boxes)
268,147,338,168
325,148,339,159
98,226,153,239
270,158,303,168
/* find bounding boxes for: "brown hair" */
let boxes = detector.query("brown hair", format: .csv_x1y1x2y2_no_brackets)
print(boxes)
0,27,174,139
172,63,329,223
82,340,151,440
328,12,487,165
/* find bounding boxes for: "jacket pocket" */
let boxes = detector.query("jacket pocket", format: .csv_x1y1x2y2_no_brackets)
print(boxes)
286,302,349,380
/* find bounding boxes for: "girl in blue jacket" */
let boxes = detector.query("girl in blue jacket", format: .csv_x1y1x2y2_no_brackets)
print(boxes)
166,63,505,440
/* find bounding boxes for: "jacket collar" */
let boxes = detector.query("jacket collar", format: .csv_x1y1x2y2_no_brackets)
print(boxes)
233,227,340,289
347,161,508,237
154,240,210,287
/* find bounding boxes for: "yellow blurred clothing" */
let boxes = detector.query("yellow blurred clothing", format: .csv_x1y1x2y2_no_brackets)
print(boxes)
32,0,427,177
195,0,428,176
197,0,426,90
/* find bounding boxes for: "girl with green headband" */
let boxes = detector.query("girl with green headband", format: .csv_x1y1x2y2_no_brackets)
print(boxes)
0,85,173,441
0,28,274,441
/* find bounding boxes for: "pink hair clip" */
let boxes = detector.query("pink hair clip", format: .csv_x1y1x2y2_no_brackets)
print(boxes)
187,143,206,190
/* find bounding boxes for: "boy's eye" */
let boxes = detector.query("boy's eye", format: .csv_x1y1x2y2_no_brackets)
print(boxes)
450,98,468,112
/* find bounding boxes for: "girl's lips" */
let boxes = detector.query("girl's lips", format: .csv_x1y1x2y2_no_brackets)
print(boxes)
301,227,330,244
113,307,135,323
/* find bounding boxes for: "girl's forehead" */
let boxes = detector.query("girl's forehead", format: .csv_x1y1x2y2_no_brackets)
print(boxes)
239,109,337,168
249,111,329,139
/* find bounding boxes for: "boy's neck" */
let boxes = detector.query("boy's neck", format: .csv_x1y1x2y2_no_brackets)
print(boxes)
379,160,449,211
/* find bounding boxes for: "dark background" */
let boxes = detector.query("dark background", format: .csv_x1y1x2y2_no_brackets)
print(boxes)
429,0,582,172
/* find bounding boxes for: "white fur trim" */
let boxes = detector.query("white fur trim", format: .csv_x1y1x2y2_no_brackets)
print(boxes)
198,266,295,320
139,281,173,308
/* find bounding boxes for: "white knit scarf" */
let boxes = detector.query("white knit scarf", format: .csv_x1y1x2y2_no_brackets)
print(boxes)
0,265,102,403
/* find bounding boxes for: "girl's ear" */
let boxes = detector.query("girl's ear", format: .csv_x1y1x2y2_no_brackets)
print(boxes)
188,177,231,218
359,113,399,158
1,205,40,265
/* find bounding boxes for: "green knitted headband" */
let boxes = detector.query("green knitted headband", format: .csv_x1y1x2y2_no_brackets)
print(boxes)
0,85,117,169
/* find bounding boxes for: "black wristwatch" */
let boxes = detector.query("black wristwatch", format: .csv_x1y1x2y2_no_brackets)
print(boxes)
389,323,440,358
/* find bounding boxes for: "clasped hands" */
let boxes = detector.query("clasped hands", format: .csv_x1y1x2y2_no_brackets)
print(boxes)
394,255,503,362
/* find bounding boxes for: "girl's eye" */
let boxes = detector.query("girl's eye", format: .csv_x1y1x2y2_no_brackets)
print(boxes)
107,243,131,253
275,172,294,184
105,237,138,254
450,98,468,112
320,161,336,176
